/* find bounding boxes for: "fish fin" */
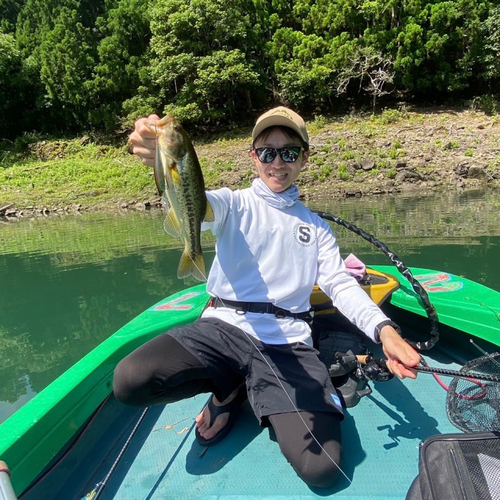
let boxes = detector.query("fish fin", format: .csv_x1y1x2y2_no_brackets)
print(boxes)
163,209,182,238
170,163,181,186
204,199,215,222
161,193,169,210
178,250,206,281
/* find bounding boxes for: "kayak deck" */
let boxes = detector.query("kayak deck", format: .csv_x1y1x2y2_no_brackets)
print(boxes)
22,341,463,500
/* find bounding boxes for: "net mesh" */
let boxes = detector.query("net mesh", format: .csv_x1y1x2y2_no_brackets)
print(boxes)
459,437,500,500
446,353,500,433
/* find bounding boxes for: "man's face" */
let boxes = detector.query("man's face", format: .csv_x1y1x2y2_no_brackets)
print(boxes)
251,129,309,193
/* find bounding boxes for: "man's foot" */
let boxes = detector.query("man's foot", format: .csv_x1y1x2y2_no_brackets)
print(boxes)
195,385,247,446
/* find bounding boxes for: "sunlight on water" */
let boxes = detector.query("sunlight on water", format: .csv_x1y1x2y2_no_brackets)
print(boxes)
0,189,499,423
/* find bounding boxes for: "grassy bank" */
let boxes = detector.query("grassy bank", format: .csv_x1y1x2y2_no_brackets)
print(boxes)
0,138,154,213
1,106,499,216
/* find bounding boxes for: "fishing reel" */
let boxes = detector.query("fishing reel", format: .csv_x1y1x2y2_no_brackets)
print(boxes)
328,350,394,408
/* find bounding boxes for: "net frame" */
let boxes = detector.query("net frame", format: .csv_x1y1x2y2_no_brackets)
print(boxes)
446,353,500,433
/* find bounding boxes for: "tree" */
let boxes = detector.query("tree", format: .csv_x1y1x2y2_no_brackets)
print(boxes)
0,0,25,33
88,0,152,130
270,29,335,108
0,31,35,138
126,0,262,125
481,6,500,83
337,46,395,111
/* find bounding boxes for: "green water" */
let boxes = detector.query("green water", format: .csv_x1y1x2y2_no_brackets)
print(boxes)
1,189,499,424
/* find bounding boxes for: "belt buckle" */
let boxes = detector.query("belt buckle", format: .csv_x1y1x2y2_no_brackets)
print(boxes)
275,309,287,319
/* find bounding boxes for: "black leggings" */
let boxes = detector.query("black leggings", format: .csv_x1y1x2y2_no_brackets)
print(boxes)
113,334,343,488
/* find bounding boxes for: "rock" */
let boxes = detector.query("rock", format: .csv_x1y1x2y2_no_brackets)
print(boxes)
467,166,487,180
357,160,375,171
345,189,362,198
395,168,424,183
395,160,408,169
0,203,14,214
454,164,469,177
134,201,152,210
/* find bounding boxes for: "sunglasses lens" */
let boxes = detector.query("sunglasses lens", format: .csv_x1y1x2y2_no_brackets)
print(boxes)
256,148,277,163
280,147,300,162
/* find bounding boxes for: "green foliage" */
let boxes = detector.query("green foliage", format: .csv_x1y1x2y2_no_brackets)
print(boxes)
3,0,500,137
309,115,328,132
270,29,335,107
0,137,153,207
0,31,36,138
129,0,263,126
386,167,397,179
0,0,24,33
89,0,152,130
337,162,350,180
481,6,500,81
472,94,500,115
372,108,405,125
336,45,394,110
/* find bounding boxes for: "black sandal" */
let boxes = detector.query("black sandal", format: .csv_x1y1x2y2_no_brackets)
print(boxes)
195,385,247,446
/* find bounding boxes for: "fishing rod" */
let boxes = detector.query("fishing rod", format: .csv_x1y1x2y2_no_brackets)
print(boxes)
413,362,500,382
350,353,500,383
314,210,440,351
86,406,151,500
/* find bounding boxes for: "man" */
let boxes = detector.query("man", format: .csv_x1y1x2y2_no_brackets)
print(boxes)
115,106,420,488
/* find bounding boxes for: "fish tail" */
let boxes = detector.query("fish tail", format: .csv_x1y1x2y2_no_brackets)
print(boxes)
178,249,206,281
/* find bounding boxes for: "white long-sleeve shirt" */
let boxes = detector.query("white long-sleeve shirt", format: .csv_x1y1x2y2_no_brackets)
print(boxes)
201,183,389,345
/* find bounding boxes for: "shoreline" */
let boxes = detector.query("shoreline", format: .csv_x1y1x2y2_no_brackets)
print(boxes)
2,183,498,221
1,107,499,220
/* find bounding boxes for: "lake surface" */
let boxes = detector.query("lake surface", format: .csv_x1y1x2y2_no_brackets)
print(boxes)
1,189,499,424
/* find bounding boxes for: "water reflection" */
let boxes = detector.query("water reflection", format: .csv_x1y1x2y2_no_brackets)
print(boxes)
0,189,499,423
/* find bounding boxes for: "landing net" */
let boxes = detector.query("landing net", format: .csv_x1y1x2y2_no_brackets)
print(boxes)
446,353,500,433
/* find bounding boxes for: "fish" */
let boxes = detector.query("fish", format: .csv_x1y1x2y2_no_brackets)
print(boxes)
148,115,214,281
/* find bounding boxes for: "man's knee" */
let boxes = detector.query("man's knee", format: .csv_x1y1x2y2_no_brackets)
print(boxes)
292,448,343,488
113,356,156,406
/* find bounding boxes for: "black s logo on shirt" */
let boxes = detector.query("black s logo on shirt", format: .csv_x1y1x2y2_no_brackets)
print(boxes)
293,224,316,246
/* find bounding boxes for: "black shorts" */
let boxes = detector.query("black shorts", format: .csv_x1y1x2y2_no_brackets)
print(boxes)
167,317,344,425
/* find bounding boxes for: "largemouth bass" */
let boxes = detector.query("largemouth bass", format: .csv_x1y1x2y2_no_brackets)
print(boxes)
148,115,214,281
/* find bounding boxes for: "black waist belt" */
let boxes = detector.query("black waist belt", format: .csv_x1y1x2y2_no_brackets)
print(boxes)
209,297,313,322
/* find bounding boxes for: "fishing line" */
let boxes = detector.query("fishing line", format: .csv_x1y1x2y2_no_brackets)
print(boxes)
87,406,151,500
470,339,500,368
186,257,352,484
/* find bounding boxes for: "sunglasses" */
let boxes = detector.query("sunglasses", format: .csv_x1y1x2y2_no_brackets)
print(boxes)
254,146,302,163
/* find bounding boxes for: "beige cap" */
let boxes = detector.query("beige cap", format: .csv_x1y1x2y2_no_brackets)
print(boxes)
252,106,309,146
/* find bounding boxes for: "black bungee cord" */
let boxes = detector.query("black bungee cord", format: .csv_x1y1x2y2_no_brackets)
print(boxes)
314,210,440,351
